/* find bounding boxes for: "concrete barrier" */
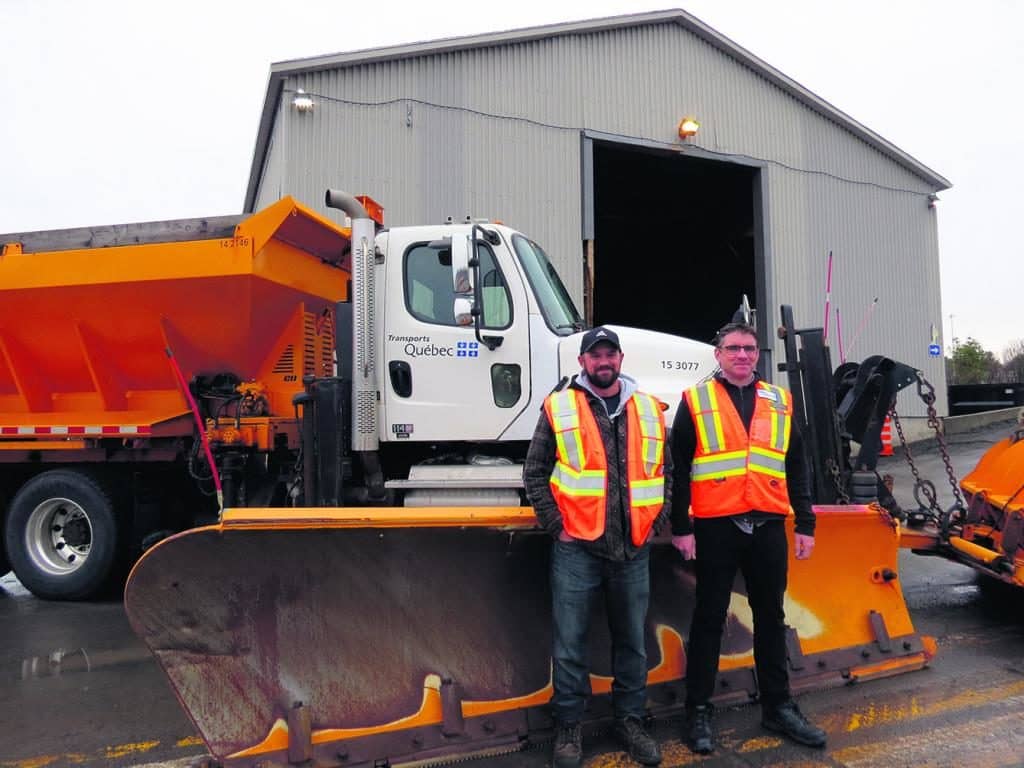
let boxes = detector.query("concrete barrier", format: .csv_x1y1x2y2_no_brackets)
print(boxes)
942,406,1022,436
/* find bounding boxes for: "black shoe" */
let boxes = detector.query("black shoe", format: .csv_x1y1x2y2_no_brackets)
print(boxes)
614,716,662,766
762,700,827,748
552,722,583,768
684,704,715,755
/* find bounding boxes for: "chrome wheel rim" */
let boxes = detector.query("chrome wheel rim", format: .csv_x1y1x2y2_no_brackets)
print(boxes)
24,497,92,575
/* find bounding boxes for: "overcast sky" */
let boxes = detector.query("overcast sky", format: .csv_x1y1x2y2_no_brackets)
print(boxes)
2,0,1020,357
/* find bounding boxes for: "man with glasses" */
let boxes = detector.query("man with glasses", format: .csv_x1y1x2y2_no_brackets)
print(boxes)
669,322,826,754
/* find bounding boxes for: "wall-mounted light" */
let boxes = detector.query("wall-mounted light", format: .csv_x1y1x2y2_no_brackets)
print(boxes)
927,193,939,209
677,116,700,139
292,89,314,112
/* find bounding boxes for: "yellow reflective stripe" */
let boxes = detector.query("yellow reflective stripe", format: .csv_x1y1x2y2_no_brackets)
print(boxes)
692,451,748,480
749,464,787,479
692,383,724,454
634,393,665,475
759,383,791,452
749,446,786,477
550,391,585,471
630,477,664,505
551,463,605,496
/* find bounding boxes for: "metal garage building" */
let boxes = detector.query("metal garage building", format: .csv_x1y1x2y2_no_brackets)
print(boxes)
244,9,950,416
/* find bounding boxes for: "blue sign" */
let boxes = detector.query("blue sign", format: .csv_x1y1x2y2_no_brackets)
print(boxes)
928,343,941,357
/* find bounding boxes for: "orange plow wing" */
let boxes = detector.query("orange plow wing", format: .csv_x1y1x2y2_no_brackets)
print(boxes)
950,429,1024,586
124,505,931,767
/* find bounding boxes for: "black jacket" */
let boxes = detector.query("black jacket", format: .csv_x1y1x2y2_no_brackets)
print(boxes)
524,376,672,561
669,374,815,537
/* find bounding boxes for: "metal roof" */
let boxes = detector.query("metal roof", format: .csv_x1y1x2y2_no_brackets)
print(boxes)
244,8,950,211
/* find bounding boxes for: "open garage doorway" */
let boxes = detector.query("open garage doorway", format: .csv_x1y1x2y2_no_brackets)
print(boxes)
587,139,763,347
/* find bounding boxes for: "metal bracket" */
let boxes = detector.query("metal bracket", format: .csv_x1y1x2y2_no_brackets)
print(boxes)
440,677,466,737
287,701,313,764
868,610,893,654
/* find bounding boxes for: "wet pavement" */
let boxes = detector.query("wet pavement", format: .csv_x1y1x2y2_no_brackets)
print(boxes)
0,418,1022,768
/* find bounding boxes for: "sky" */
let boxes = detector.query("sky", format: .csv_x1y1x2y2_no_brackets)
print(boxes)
2,0,1021,357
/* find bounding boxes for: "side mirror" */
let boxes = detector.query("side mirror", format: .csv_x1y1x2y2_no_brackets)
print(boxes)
454,297,474,327
450,233,473,296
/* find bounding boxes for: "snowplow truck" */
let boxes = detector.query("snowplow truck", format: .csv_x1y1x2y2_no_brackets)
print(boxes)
0,191,715,600
119,196,935,768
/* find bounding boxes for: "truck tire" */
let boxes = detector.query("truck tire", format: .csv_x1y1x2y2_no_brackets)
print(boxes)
4,470,120,600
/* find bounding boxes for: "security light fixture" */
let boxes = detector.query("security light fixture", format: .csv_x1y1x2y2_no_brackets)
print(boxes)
292,89,314,112
677,116,700,139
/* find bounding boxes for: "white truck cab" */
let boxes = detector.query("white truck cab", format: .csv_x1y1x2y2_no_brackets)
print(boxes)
375,221,717,444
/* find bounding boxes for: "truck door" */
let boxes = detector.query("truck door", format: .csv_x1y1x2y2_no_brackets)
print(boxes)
381,228,531,442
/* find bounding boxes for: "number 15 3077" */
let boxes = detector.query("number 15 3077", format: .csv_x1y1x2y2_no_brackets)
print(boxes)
661,360,700,371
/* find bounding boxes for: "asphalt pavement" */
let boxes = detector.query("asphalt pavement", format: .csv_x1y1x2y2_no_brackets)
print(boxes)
1,418,1022,768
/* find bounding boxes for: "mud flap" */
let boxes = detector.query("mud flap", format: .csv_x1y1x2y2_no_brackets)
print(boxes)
124,505,932,767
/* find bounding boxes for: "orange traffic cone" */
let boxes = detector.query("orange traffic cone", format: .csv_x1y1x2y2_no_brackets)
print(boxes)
880,415,894,456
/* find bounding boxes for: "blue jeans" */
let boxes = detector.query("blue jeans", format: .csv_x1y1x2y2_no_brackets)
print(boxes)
550,540,651,724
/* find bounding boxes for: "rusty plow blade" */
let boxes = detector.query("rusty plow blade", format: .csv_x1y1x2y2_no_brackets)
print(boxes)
124,505,933,767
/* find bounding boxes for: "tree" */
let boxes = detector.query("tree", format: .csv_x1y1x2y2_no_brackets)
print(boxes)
1002,339,1024,383
946,337,999,384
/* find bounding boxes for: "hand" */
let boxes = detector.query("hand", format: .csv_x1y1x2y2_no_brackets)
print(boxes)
671,534,696,560
558,529,575,543
794,533,815,560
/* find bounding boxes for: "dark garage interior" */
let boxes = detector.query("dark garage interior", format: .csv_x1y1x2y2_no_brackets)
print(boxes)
591,141,761,345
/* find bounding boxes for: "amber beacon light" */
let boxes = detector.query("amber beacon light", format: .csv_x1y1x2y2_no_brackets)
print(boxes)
677,116,700,139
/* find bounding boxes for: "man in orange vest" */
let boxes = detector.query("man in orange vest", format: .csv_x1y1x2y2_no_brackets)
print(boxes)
670,322,826,754
524,326,670,768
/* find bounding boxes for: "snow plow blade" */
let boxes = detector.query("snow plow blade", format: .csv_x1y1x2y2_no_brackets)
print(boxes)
951,427,1024,586
124,504,933,767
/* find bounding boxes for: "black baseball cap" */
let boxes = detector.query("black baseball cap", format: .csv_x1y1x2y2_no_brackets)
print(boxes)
579,326,621,354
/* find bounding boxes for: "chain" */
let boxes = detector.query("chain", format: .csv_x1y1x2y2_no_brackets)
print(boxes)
891,372,967,533
915,373,966,532
890,408,941,522
825,457,850,504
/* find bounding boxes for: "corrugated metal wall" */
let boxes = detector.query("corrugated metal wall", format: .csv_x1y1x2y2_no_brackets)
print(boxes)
254,21,946,415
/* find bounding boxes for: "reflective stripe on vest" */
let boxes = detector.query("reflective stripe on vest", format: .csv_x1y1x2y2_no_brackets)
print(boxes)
690,381,725,454
549,391,585,471
633,392,665,478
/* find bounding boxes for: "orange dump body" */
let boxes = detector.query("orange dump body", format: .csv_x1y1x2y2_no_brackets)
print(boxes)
0,197,351,446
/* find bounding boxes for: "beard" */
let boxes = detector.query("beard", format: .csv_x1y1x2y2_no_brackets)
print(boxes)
589,366,620,389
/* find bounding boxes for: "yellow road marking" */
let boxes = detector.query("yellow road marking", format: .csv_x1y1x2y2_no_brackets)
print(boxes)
1,737,201,768
103,740,160,759
737,735,783,752
832,710,1024,768
818,679,1024,733
1,757,60,768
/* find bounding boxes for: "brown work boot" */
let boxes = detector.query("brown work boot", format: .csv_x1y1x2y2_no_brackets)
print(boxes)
613,716,662,765
761,700,827,747
552,722,582,768
684,704,714,754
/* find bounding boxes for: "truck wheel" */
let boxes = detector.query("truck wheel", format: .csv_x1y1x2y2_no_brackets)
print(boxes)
4,471,119,600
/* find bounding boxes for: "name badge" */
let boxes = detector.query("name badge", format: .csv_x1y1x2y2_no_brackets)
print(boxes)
756,389,778,401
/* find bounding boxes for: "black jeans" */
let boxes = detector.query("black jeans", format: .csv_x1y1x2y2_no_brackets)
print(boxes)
685,516,790,708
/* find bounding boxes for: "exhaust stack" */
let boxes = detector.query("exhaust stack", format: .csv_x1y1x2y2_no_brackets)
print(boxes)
325,189,378,452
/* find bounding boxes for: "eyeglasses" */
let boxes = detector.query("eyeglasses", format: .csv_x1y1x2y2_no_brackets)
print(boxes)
719,344,758,355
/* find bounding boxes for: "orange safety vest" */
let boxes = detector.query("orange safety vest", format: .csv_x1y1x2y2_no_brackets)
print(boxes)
544,387,665,545
683,379,792,518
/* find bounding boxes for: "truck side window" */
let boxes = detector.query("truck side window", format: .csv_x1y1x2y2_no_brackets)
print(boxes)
404,242,512,329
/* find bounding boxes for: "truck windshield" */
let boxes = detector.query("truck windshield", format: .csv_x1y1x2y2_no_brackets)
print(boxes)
512,234,583,333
